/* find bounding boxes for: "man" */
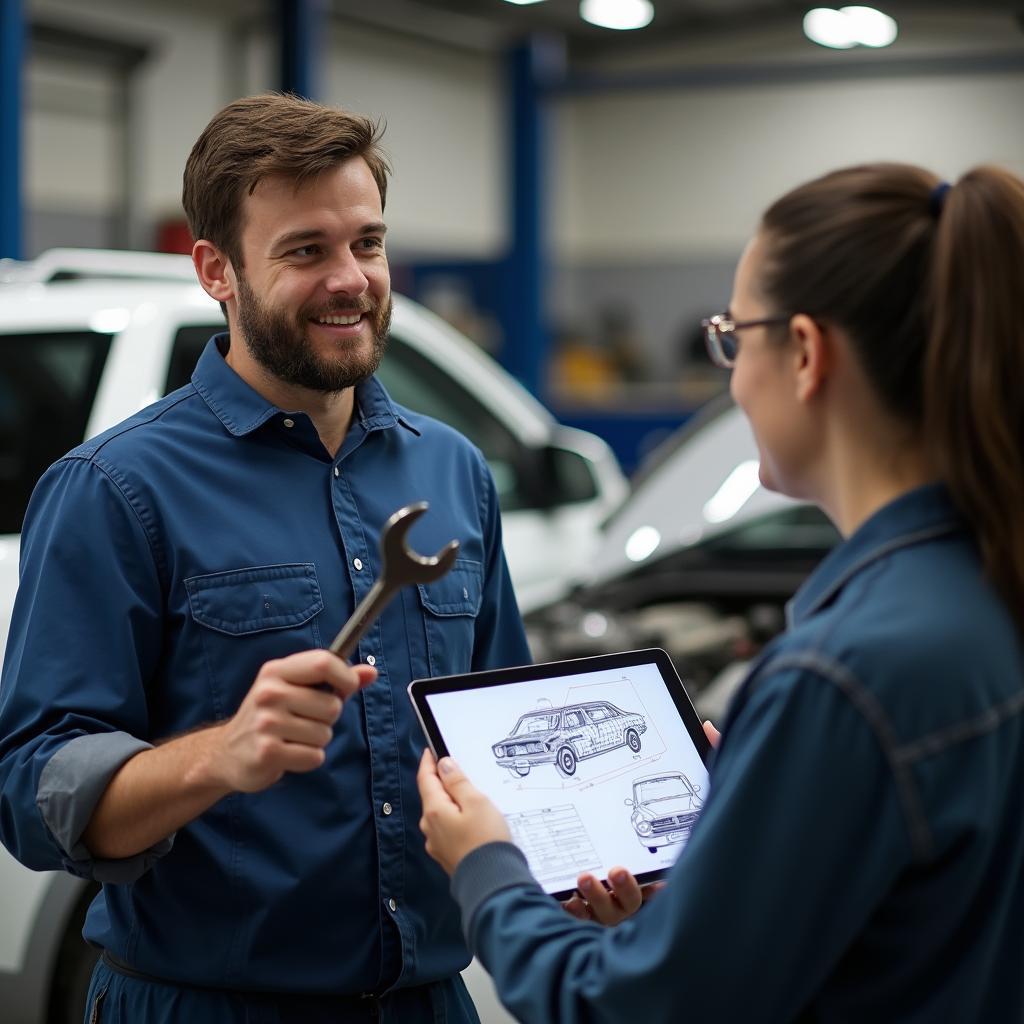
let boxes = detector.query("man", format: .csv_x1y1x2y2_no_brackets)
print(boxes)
0,93,529,1023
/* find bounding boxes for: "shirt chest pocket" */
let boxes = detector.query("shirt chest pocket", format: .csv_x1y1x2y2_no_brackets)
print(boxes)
416,559,482,678
186,564,324,714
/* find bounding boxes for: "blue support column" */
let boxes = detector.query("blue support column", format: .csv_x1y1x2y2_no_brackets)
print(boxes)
0,0,25,259
502,36,564,398
276,0,325,99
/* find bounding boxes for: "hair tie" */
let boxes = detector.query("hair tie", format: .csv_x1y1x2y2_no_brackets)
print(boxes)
929,181,951,218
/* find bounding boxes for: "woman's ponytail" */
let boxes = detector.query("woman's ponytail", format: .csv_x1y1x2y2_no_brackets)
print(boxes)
925,167,1024,621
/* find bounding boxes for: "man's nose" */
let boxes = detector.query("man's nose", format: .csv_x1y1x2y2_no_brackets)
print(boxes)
324,250,369,296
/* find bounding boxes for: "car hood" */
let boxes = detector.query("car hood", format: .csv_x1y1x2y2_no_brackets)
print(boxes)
494,730,557,747
579,399,799,590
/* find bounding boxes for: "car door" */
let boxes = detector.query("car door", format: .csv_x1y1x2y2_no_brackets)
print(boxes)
560,708,589,755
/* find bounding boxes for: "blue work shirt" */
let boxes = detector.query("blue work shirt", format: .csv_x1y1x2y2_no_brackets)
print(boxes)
0,336,530,999
451,484,1024,1022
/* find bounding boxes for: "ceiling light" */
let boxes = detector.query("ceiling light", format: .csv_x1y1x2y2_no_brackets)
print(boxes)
502,0,547,5
580,0,654,31
803,6,897,49
841,5,897,46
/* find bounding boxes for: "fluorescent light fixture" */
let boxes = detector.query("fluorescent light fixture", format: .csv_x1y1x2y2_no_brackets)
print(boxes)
702,460,762,524
625,525,662,563
842,5,897,46
580,0,654,31
502,0,547,4
804,6,897,49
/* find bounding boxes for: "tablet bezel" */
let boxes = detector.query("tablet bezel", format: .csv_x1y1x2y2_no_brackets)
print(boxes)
408,648,711,899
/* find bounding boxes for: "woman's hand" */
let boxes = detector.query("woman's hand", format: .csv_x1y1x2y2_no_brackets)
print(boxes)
563,870,665,926
560,719,720,927
417,749,512,875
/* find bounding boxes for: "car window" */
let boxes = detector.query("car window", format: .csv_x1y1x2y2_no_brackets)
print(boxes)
163,327,536,514
637,777,690,803
164,325,223,393
0,331,111,534
563,710,585,728
512,711,560,734
585,706,610,723
373,334,533,513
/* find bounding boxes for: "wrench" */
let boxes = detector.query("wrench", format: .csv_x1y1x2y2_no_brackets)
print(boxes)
329,502,459,660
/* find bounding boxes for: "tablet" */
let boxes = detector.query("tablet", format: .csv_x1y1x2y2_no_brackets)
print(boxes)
409,649,711,900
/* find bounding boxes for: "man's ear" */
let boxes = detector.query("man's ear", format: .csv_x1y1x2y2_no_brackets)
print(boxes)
790,313,829,403
192,240,237,304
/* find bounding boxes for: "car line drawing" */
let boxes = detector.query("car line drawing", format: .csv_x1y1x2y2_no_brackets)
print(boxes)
625,771,704,852
492,701,647,779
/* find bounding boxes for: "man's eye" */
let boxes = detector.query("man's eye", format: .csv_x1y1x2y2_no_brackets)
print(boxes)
290,245,320,258
358,237,384,251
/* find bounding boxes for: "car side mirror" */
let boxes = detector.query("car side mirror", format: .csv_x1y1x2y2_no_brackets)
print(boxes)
516,444,600,511
693,784,702,794
623,797,634,807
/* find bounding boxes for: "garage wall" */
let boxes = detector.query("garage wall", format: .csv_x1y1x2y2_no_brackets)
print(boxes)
25,0,507,259
550,14,1024,379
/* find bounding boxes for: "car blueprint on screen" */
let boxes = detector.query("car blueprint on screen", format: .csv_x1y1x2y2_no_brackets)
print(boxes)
626,771,704,853
492,701,647,779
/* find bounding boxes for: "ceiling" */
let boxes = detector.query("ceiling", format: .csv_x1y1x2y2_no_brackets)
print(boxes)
331,0,1024,57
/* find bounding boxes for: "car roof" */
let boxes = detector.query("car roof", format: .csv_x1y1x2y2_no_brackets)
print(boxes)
519,701,617,715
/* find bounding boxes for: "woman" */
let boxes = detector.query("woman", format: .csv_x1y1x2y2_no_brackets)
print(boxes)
417,163,1024,1022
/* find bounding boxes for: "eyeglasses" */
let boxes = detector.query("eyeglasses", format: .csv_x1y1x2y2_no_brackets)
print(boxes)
701,312,792,369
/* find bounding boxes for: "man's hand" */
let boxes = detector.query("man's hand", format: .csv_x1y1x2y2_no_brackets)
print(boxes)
417,749,511,875
210,650,376,792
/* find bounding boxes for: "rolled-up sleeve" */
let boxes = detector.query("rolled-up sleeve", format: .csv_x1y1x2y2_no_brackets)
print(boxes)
0,454,171,881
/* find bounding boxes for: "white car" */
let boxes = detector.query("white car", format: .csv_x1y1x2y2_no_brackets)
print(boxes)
525,398,840,718
0,248,624,1023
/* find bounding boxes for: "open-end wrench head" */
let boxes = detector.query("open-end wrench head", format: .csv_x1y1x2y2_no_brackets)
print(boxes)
379,502,460,585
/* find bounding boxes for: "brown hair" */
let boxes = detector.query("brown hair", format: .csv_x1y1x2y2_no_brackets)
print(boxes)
758,162,1024,622
182,92,390,267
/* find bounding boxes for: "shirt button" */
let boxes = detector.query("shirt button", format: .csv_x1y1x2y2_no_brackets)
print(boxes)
333,467,339,478
382,801,393,816
353,558,363,571
282,417,295,428
388,898,397,913
366,654,376,667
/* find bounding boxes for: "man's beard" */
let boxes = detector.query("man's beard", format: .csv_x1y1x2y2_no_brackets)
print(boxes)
235,274,391,393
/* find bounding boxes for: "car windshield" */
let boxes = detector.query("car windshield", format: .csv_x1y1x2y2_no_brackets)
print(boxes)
511,712,560,735
636,777,690,803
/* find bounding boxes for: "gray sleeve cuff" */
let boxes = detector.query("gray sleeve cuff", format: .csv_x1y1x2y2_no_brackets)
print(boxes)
451,841,540,937
37,732,175,883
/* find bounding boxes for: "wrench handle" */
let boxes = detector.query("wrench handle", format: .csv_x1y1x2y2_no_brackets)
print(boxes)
329,580,394,660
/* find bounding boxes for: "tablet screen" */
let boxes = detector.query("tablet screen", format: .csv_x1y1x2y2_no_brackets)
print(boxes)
409,649,710,899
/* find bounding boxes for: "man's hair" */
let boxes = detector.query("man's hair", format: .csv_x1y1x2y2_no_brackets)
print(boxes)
182,92,390,267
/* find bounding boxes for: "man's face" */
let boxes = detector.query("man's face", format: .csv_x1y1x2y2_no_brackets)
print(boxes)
230,157,392,394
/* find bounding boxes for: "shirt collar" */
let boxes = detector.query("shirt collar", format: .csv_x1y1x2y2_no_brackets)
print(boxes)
787,482,966,628
191,334,419,438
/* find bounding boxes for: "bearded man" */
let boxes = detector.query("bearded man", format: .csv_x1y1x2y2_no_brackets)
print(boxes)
0,93,529,1024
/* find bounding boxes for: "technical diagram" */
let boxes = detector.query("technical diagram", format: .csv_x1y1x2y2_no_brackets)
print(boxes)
625,771,704,852
492,700,647,779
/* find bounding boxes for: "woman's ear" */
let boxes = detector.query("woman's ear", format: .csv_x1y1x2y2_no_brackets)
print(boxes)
192,240,236,304
789,313,829,403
